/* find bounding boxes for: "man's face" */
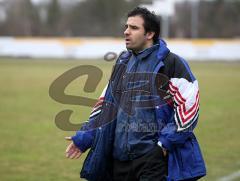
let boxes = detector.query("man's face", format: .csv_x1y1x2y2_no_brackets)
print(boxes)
124,15,153,52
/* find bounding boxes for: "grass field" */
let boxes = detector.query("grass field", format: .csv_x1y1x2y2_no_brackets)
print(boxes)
0,58,240,181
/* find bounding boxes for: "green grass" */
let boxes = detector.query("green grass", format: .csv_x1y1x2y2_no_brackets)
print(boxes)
0,58,239,181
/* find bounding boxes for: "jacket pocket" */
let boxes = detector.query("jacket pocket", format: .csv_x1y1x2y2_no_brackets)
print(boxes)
175,139,195,178
191,138,206,167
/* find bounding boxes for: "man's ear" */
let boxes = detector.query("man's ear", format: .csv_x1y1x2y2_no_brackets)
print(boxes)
146,31,155,40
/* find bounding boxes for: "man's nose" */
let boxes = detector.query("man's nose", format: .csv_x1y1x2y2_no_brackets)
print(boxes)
124,28,130,36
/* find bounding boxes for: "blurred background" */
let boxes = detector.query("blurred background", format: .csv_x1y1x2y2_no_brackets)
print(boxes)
0,0,240,181
0,0,239,38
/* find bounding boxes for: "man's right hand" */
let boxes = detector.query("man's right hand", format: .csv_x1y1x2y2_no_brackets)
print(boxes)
65,137,82,159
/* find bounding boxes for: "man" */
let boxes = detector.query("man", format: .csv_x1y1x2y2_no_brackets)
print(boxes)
65,7,206,181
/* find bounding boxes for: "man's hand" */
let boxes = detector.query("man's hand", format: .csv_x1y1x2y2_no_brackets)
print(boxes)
65,137,82,159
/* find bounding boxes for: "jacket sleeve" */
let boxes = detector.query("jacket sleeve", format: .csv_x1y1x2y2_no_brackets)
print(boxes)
71,51,131,152
158,55,200,152
71,84,108,152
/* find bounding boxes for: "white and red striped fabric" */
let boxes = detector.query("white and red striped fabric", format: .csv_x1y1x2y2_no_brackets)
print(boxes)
169,78,200,131
89,84,108,119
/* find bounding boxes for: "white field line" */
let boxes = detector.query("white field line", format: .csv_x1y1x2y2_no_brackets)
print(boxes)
218,170,240,181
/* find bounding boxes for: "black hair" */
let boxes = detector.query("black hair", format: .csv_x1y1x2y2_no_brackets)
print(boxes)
127,7,160,44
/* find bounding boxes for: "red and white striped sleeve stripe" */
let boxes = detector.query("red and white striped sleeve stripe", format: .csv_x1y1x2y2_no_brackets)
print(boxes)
89,84,108,119
169,78,200,131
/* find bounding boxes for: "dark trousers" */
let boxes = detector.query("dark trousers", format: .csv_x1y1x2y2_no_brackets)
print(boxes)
113,146,168,181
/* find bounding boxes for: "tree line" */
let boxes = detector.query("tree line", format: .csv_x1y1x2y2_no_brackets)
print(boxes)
0,0,239,38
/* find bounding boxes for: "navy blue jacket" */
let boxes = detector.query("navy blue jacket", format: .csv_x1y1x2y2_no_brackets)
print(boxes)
113,44,163,161
72,40,206,181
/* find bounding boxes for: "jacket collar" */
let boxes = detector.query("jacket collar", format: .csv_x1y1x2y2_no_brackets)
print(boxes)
157,39,170,62
129,43,159,60
128,39,170,62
